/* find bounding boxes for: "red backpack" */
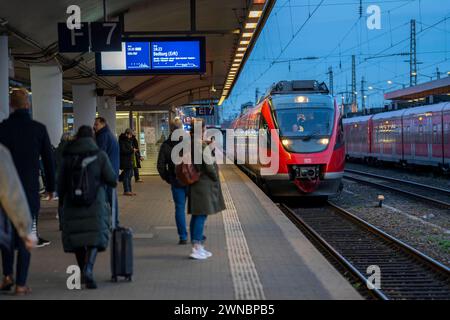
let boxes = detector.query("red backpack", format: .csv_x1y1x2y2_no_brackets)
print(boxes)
175,162,200,186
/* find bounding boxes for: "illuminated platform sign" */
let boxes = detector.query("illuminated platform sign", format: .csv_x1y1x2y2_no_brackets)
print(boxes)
96,37,206,75
196,107,214,116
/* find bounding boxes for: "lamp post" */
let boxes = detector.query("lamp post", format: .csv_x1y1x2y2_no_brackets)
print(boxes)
387,80,406,89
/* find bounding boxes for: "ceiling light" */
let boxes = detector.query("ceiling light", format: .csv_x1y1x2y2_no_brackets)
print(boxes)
245,23,257,29
218,96,225,106
236,53,244,57
237,47,246,52
240,40,250,45
232,63,240,67
242,32,253,38
248,10,262,18
234,58,242,62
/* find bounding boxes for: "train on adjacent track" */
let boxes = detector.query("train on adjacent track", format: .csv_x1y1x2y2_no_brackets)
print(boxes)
343,102,450,172
231,80,345,197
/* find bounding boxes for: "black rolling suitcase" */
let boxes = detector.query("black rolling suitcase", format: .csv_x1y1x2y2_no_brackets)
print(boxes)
110,189,133,282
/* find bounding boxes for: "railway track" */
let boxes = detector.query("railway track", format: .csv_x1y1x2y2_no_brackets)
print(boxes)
343,169,450,210
280,202,450,300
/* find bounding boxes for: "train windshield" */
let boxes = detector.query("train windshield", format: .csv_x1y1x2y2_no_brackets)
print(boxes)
271,94,335,153
272,95,334,138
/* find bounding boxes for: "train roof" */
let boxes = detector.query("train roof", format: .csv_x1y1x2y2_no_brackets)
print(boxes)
402,102,449,116
343,115,372,123
372,109,406,120
265,80,329,97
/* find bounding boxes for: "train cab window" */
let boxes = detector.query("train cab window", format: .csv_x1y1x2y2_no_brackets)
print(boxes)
270,94,334,153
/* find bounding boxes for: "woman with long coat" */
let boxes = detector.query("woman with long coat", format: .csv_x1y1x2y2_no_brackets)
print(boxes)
58,126,117,289
188,119,225,260
119,129,135,196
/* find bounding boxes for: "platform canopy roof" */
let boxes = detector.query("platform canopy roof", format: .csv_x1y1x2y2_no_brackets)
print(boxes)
384,77,450,101
0,0,275,109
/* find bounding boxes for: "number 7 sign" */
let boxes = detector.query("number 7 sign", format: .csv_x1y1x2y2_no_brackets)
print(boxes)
91,22,122,52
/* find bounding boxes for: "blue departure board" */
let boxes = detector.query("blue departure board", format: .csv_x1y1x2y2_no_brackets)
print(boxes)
151,41,200,69
97,37,206,75
126,42,151,70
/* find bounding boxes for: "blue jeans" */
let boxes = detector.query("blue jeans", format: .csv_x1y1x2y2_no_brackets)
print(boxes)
122,168,133,193
1,226,31,287
171,185,188,241
190,215,207,244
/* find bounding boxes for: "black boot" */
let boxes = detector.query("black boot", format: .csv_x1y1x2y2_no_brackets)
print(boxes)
84,247,98,289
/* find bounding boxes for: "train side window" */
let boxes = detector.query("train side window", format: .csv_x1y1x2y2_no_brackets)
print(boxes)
259,116,271,148
335,116,344,149
418,125,424,143
404,126,409,144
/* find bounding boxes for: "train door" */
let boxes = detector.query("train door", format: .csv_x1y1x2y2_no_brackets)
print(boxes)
443,104,450,169
431,116,443,163
394,118,402,159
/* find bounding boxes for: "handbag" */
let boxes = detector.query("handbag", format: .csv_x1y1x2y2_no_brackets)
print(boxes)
0,206,13,251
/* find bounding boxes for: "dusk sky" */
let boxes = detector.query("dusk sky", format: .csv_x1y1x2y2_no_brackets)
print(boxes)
221,0,450,120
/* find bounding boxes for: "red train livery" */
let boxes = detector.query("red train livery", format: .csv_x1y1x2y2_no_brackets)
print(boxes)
231,80,345,197
343,102,450,171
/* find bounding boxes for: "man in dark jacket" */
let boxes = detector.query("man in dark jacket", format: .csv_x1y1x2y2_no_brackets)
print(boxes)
94,117,119,177
131,131,143,183
94,117,120,225
119,129,135,196
157,118,188,244
0,88,55,294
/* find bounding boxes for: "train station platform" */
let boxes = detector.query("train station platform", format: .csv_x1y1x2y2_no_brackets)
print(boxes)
2,164,361,300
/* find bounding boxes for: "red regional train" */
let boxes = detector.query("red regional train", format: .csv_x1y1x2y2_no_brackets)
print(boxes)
231,80,345,198
343,102,450,171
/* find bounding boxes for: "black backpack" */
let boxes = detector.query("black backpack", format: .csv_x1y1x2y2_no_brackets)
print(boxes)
68,151,101,207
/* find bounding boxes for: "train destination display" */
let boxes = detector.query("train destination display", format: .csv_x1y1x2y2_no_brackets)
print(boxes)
96,37,205,75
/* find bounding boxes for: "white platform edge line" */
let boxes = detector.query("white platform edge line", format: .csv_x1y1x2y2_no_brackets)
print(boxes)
220,171,266,300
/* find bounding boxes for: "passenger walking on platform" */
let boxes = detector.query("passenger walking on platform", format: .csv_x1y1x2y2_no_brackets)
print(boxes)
157,118,188,245
119,129,135,196
0,88,55,249
131,131,143,183
188,119,225,260
0,143,36,295
58,126,117,289
94,117,120,224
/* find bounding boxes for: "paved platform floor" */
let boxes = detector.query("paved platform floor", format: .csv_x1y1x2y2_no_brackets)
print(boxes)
1,164,361,300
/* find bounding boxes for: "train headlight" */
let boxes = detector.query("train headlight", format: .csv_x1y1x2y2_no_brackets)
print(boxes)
282,139,291,147
295,96,309,103
318,138,330,145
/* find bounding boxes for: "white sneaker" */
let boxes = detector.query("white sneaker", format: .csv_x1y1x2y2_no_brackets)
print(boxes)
199,246,212,258
189,247,208,260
